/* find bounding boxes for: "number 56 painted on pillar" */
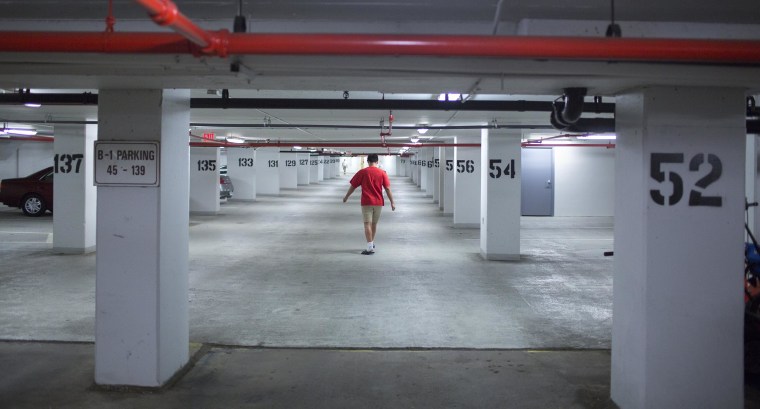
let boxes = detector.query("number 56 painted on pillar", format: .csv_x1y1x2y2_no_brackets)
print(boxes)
649,152,722,207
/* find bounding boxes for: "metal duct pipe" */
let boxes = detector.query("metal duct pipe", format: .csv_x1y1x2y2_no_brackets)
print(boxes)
550,87,588,130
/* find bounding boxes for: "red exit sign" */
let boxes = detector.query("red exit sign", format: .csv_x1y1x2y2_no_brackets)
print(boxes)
202,132,215,141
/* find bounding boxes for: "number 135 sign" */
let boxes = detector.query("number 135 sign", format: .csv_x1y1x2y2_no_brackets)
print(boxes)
649,152,722,207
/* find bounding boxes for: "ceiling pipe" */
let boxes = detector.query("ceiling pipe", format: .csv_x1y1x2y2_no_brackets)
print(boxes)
189,141,481,148
1,31,760,64
550,87,588,130
522,143,615,148
134,0,228,57
0,93,617,113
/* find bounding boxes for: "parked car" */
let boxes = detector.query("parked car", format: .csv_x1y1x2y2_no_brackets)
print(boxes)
0,167,54,216
219,165,234,200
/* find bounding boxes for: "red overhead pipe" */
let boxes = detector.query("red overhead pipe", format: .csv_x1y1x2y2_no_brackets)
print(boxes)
522,143,615,148
190,141,481,148
1,32,760,64
134,0,228,56
105,0,115,33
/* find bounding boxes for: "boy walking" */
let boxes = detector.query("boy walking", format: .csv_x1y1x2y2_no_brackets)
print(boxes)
343,154,396,255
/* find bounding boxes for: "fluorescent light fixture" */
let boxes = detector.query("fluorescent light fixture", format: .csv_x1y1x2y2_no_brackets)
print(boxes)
293,146,303,150
410,138,420,143
6,128,37,136
417,127,428,134
438,93,464,101
578,134,616,140
24,103,41,108
225,137,245,143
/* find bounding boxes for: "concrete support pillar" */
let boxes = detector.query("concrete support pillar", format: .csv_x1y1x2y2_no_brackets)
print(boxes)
95,89,190,387
227,148,256,201
410,155,416,183
309,155,319,183
256,148,280,195
611,87,745,408
420,149,430,193
190,147,220,215
318,156,325,181
297,153,310,185
443,146,454,215
453,136,481,228
279,152,299,189
432,147,441,204
53,123,97,254
480,129,521,260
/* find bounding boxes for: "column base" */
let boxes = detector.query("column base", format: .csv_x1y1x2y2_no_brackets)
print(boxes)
442,212,453,216
190,211,219,216
452,223,479,229
480,251,520,261
54,245,96,255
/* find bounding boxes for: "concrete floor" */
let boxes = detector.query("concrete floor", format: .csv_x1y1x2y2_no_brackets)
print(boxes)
0,176,613,349
3,175,760,407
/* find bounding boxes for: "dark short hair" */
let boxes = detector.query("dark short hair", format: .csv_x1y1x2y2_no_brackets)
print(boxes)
367,154,379,163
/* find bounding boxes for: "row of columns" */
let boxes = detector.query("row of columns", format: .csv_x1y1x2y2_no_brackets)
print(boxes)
54,87,747,408
188,148,342,214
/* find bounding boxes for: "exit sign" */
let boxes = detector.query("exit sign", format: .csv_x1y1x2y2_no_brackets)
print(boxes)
202,132,215,141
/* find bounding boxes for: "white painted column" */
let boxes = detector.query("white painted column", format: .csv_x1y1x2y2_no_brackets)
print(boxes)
309,155,319,183
410,155,416,183
190,147,220,215
53,123,97,254
227,148,256,201
480,129,521,260
443,146,454,215
318,156,325,181
612,87,744,409
413,154,421,186
453,136,481,228
432,147,441,204
420,149,430,193
279,152,299,189
297,153,310,185
256,148,280,195
95,89,190,387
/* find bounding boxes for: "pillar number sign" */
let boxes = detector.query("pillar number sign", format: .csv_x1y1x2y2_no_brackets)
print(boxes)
94,141,160,186
649,152,723,207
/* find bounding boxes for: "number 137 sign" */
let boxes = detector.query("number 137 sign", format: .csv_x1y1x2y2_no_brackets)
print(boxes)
649,152,722,207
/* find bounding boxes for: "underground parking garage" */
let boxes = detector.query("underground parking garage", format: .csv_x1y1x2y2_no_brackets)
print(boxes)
1,1,760,408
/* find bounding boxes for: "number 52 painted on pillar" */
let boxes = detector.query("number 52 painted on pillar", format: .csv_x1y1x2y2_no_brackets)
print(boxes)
649,152,722,207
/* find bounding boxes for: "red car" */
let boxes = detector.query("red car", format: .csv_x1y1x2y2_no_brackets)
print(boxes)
0,167,54,216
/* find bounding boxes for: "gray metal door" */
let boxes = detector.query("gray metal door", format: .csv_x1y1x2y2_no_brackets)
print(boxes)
521,147,554,216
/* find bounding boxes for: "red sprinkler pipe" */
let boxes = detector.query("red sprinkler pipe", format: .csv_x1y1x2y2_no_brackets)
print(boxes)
134,0,229,56
1,31,760,64
190,141,481,148
522,143,615,148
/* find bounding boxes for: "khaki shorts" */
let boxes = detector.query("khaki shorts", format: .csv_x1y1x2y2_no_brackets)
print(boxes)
361,206,383,224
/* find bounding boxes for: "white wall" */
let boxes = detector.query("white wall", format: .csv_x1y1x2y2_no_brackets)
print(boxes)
0,140,53,180
379,155,397,175
553,147,615,217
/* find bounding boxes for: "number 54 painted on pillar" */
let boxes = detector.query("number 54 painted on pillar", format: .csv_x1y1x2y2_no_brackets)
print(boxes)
489,159,516,179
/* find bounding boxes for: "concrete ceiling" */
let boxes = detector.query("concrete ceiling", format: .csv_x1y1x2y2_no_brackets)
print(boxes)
0,0,759,149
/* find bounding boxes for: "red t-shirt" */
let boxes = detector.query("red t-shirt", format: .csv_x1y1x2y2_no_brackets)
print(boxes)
349,166,390,206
